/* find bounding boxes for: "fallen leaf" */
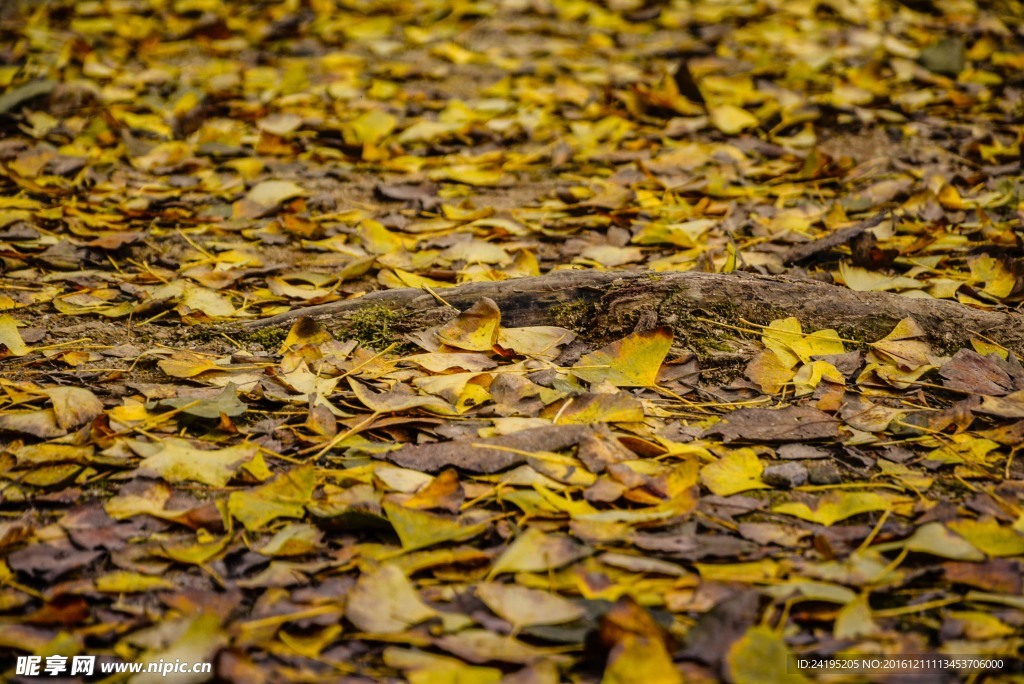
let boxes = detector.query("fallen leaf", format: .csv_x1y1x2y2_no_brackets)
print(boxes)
700,449,769,496
386,425,590,473
44,386,104,429
136,439,258,487
233,180,307,219
710,104,759,134
346,563,437,633
0,315,30,357
710,406,839,442
383,501,488,551
476,583,584,629
434,630,559,665
572,327,673,387
725,626,807,684
600,597,681,684
228,465,316,531
833,593,877,639
773,492,897,526
903,522,985,561
946,518,1024,557
437,298,502,351
939,349,1016,396
490,528,590,576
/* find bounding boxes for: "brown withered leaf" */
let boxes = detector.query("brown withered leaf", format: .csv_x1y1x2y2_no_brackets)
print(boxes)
7,541,104,584
375,182,441,211
434,630,564,665
707,406,839,442
976,391,1024,418
942,559,1023,595
385,424,591,473
576,427,635,474
44,386,104,429
681,590,762,667
0,409,67,439
939,349,1017,396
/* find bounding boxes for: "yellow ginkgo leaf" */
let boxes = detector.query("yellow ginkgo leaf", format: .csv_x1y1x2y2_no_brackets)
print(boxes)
969,255,1016,299
726,626,808,684
490,528,590,576
234,180,306,218
746,349,796,393
437,298,501,351
346,563,437,634
700,449,769,496
947,518,1024,557
834,593,877,639
791,329,845,361
838,262,924,292
0,314,30,357
773,492,898,526
383,501,488,551
348,109,397,145
280,316,334,353
761,317,804,369
95,571,175,593
710,104,759,134
227,465,316,531
903,522,984,561
572,327,673,387
791,360,845,395
429,164,504,186
137,439,258,487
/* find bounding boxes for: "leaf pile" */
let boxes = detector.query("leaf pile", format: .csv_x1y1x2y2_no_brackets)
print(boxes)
1,0,1024,681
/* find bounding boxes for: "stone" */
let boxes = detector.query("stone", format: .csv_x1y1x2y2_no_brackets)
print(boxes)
808,460,842,485
762,462,808,489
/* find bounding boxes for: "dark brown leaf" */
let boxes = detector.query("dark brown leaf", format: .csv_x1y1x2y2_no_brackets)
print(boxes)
707,406,840,442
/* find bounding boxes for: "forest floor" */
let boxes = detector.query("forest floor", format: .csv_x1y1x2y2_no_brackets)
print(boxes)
1,0,1024,682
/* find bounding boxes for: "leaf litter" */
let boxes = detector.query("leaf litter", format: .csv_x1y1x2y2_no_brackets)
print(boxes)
1,0,1024,681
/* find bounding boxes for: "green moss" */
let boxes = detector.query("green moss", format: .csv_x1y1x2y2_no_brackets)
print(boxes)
674,316,737,356
235,325,288,350
552,299,595,332
344,304,408,350
658,290,747,359
835,315,900,347
184,325,218,343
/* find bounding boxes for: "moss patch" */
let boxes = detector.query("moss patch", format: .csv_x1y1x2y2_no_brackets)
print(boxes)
552,299,595,332
344,304,409,350
658,289,748,359
233,325,288,351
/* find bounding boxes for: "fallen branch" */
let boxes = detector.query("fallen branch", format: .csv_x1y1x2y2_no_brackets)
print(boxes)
781,213,889,264
233,270,1024,355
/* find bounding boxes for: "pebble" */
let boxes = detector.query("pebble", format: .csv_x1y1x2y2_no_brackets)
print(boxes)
762,462,808,489
808,460,843,485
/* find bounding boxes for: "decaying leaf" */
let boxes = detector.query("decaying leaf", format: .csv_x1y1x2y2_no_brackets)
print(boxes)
475,582,584,629
346,563,438,633
710,406,839,442
490,528,590,576
136,439,258,487
228,465,316,531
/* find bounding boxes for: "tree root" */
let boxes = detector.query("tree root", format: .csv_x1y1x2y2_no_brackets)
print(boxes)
232,270,1024,356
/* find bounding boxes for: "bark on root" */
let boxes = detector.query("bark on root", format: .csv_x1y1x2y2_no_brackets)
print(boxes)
232,270,1024,356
